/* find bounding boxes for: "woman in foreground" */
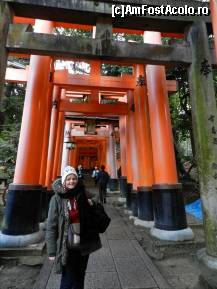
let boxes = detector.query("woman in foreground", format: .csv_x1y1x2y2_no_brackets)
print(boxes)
46,166,102,289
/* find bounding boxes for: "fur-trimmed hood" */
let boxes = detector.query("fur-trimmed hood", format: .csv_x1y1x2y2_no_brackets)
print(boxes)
52,177,86,199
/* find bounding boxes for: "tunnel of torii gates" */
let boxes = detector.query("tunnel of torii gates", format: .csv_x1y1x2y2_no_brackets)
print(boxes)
2,0,217,275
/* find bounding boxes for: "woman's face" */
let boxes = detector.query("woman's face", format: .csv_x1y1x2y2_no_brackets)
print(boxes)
65,174,78,190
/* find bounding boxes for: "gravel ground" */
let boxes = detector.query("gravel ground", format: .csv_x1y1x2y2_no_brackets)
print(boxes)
0,257,43,289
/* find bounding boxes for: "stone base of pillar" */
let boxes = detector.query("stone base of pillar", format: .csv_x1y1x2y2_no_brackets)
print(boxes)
40,186,47,223
137,186,154,222
118,197,126,203
126,183,133,210
46,188,55,217
109,178,119,191
134,219,154,228
2,184,42,235
151,227,194,241
39,220,47,231
0,230,44,248
131,190,138,217
197,248,217,288
152,184,187,231
119,176,127,197
198,248,217,270
129,215,137,221
124,209,132,215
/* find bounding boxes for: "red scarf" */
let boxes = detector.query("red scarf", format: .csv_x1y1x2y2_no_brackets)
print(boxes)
68,198,80,223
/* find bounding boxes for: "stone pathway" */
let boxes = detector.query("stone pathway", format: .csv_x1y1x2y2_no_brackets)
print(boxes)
35,202,171,289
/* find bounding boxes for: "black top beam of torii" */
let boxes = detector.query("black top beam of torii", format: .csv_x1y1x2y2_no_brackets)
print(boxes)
4,0,211,33
2,0,216,67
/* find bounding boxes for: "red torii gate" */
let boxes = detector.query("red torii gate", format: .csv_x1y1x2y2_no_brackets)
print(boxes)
1,16,188,247
2,6,217,284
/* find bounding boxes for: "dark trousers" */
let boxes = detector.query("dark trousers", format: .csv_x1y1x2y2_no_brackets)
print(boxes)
60,250,89,289
94,177,98,186
99,183,107,204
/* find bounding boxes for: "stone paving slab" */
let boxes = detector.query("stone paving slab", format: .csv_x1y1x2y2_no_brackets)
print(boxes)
114,257,157,289
85,272,121,289
117,270,157,289
35,202,171,289
109,239,138,258
86,248,115,273
131,240,171,289
46,270,60,289
105,228,131,240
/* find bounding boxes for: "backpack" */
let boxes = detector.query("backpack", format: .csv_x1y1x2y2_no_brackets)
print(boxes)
99,171,110,184
90,203,111,233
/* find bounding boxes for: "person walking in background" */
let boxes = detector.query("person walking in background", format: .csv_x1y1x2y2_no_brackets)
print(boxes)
98,165,110,204
46,166,101,289
92,166,99,186
76,164,84,182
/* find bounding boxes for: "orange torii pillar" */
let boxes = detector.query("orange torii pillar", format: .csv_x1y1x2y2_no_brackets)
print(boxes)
99,139,107,168
107,124,119,191
119,116,128,197
52,89,66,180
124,90,141,213
69,137,77,167
144,31,193,241
61,121,72,174
133,64,155,227
210,0,217,61
39,78,53,186
45,86,60,189
125,95,134,211
39,78,54,224
1,20,54,247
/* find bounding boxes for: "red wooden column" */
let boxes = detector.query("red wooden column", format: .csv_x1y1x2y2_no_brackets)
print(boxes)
124,90,140,213
119,116,127,177
90,61,101,78
134,64,154,227
125,96,133,194
61,121,72,174
52,89,66,180
99,139,107,168
39,79,53,186
210,0,217,60
14,20,53,184
106,124,118,191
39,78,53,225
105,135,111,172
127,90,140,189
144,31,193,240
1,20,54,245
45,86,60,188
69,137,77,167
107,124,119,191
119,116,128,197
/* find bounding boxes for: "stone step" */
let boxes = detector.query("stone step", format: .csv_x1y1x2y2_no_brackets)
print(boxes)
0,241,46,257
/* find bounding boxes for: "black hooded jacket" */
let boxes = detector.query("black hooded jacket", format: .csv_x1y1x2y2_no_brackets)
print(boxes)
46,179,102,273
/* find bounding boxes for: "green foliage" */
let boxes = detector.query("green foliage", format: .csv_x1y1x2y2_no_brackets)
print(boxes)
54,27,92,38
101,63,133,76
0,82,25,182
102,33,141,76
168,64,217,181
167,65,196,180
168,66,192,142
